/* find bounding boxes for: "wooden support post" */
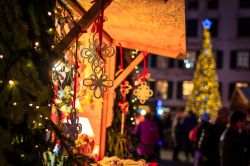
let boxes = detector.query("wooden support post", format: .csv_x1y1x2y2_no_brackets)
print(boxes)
51,0,113,64
65,0,113,43
112,52,144,90
100,45,116,159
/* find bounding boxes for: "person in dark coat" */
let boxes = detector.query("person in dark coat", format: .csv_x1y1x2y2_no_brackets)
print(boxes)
204,107,230,166
220,111,248,166
172,114,184,161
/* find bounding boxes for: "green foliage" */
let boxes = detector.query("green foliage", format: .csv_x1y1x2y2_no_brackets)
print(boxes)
0,0,59,165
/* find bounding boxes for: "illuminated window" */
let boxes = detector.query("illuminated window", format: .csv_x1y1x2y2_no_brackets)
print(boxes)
156,80,168,100
184,51,196,69
183,81,193,100
237,51,250,69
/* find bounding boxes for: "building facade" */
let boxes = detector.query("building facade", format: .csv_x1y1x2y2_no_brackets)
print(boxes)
146,0,250,111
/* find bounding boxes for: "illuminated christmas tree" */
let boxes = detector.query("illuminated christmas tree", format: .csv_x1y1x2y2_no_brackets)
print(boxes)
185,19,222,118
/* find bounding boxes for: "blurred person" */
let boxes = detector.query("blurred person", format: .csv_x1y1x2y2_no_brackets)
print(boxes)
203,107,230,166
172,113,184,161
220,111,248,166
161,111,172,149
182,111,198,161
134,112,160,162
193,112,211,166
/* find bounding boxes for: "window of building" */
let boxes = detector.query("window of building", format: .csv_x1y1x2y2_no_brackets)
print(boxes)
239,0,250,8
187,0,198,10
187,19,198,37
210,18,218,37
183,81,194,100
150,54,157,68
157,56,167,68
230,50,250,70
156,80,168,100
207,0,218,9
238,17,250,37
184,51,196,69
237,51,250,69
215,50,223,69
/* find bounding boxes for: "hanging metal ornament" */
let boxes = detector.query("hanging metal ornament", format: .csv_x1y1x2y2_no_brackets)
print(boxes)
120,81,132,96
61,108,82,141
80,33,115,74
133,81,153,104
83,66,114,98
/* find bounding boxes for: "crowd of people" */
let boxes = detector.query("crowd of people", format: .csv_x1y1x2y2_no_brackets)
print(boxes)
134,107,250,166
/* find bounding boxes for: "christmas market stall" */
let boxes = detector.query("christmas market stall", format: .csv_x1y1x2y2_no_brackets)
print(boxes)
49,0,186,164
230,87,250,113
0,0,186,165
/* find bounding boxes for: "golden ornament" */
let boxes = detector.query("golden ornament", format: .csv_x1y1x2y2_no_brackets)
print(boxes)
133,81,153,104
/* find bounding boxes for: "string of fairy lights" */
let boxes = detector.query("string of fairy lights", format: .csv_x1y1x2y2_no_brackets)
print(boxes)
0,8,59,138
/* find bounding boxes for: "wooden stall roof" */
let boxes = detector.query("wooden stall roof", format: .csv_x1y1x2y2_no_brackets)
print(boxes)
77,0,186,59
230,87,250,113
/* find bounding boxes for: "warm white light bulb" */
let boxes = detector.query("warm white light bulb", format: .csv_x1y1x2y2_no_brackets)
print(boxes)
9,80,14,85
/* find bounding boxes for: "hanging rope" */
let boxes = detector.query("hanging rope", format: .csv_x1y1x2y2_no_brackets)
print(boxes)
72,34,79,109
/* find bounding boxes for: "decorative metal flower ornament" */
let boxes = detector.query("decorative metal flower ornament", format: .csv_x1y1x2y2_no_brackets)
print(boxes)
83,67,114,98
80,33,115,74
133,81,153,104
62,108,82,141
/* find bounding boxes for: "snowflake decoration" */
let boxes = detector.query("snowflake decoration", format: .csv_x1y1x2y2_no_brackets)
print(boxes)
120,81,132,96
80,33,114,74
133,81,153,104
83,67,113,98
62,108,82,141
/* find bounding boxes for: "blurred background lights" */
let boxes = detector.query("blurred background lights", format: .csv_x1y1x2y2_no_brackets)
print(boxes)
9,80,14,85
140,109,147,116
